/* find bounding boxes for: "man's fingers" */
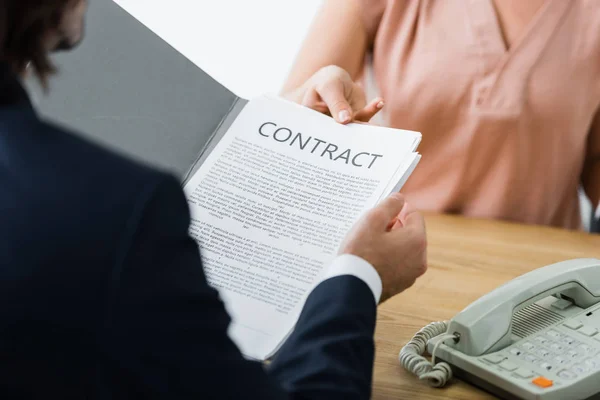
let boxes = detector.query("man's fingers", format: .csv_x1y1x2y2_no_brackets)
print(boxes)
389,217,403,231
398,202,426,238
392,202,427,275
354,98,385,122
367,193,406,230
316,79,353,124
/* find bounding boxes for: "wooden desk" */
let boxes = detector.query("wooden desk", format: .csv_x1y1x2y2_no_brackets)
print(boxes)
372,213,600,399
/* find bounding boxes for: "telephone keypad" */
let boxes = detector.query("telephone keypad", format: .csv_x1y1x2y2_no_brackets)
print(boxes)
553,356,569,365
557,369,577,380
578,343,595,353
549,343,564,352
546,329,563,339
583,358,600,369
579,325,598,337
538,362,554,372
533,336,548,345
571,365,589,375
524,354,539,364
509,348,523,357
501,327,600,384
499,360,518,371
513,368,534,379
483,354,505,364
534,348,552,359
559,335,578,346
566,350,580,359
564,320,584,330
521,342,536,351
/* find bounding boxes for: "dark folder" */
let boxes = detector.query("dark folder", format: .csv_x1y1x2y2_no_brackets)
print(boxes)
27,0,247,181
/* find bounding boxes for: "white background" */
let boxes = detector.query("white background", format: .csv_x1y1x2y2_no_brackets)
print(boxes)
114,0,322,99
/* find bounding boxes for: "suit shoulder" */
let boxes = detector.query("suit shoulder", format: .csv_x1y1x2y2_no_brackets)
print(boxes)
41,119,169,183
27,119,188,215
23,118,184,231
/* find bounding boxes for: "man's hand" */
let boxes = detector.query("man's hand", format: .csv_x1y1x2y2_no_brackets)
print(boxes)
339,193,427,302
283,65,384,124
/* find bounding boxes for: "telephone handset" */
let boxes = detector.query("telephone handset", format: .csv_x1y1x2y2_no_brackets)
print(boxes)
400,258,600,400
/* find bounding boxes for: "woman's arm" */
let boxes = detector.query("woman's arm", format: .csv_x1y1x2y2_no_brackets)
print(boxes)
281,0,384,124
282,0,369,93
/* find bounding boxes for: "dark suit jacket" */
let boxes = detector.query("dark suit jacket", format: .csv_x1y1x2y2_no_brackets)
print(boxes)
0,64,378,399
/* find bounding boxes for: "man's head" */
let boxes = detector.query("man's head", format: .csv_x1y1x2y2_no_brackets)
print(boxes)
0,0,87,84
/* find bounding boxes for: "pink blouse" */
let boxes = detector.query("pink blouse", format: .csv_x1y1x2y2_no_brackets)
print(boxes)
359,0,600,229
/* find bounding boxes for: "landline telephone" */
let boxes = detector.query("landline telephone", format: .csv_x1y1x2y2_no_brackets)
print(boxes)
400,258,600,400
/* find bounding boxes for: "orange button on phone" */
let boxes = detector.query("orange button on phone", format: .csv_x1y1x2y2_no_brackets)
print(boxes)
532,377,553,388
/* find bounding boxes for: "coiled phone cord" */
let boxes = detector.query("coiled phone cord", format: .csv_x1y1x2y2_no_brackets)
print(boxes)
398,321,459,388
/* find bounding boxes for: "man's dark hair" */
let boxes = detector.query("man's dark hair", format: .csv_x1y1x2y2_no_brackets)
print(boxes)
0,0,74,84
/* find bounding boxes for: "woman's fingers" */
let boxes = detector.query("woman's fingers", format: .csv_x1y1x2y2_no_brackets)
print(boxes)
302,89,331,115
301,78,384,125
315,79,354,124
354,97,385,122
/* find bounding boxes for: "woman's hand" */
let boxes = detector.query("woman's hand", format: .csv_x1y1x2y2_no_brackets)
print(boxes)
283,65,384,124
